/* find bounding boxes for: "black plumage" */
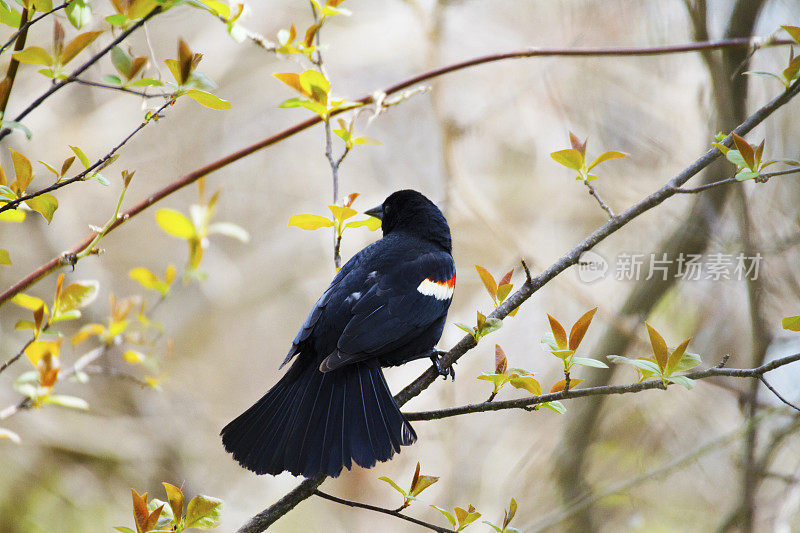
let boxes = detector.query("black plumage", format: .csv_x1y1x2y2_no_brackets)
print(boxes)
221,190,456,478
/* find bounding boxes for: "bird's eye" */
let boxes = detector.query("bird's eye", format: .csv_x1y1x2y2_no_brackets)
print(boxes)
383,204,391,214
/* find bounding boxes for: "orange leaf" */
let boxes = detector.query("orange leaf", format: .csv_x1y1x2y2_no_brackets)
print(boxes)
667,337,692,375
569,132,587,156
547,314,567,350
550,378,584,393
498,268,514,286
131,489,150,533
568,307,597,351
645,323,669,372
495,345,507,374
732,133,755,169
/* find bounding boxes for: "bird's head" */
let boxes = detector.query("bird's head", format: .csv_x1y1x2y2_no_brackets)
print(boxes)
365,190,451,252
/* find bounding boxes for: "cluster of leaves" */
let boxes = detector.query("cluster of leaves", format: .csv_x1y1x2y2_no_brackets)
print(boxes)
455,266,521,343
11,20,102,79
104,45,157,89
271,0,349,58
379,461,439,511
275,69,354,119
476,345,566,413
0,148,59,226
483,498,519,533
608,323,700,389
11,274,99,410
333,117,381,149
115,484,222,533
542,308,607,384
712,133,797,182
379,463,486,531
155,181,249,277
106,0,162,27
550,132,626,182
156,39,231,110
745,26,800,89
288,192,381,236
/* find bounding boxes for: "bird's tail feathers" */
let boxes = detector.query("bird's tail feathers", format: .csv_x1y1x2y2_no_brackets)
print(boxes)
221,358,415,478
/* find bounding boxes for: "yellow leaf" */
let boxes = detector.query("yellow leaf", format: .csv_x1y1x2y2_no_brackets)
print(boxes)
288,214,334,230
345,216,381,231
71,323,105,345
25,340,61,366
12,293,46,311
0,249,9,265
156,209,196,238
11,46,53,66
185,89,232,110
587,151,627,171
550,148,584,171
328,205,357,223
274,72,307,96
474,265,497,299
9,149,33,194
129,267,159,289
123,350,146,364
26,193,58,223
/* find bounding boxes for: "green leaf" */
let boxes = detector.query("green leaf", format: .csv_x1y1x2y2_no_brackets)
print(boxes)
782,315,800,331
185,89,232,110
111,46,133,77
69,146,90,169
162,483,185,525
666,375,695,389
725,149,747,169
0,249,9,265
431,506,457,528
587,151,627,171
550,149,584,171
0,2,22,28
288,213,334,230
208,222,250,242
131,78,164,87
185,494,223,529
65,0,92,29
735,170,760,181
25,194,58,223
378,476,408,497
479,317,503,336
279,97,328,116
12,46,53,66
156,209,196,239
44,394,89,410
542,400,566,414
607,355,662,375
571,357,608,368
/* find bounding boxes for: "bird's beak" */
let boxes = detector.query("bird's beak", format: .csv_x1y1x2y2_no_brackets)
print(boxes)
364,205,383,220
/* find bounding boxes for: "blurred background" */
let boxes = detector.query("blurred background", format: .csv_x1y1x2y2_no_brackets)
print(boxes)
1,0,800,531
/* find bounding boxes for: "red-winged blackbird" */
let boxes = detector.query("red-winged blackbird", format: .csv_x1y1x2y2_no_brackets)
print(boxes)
221,190,456,478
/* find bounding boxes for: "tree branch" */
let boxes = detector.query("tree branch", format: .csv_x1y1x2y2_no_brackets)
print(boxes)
1,37,794,305
0,7,162,141
0,3,67,57
584,181,614,217
0,97,175,216
67,77,169,98
402,352,800,421
673,167,800,193
313,490,454,533
237,76,800,532
759,376,800,412
0,7,30,115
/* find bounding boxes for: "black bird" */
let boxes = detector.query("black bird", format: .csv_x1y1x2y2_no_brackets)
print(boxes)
221,190,456,478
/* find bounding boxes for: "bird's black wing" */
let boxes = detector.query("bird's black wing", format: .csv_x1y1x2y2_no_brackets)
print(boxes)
280,247,367,367
319,249,455,371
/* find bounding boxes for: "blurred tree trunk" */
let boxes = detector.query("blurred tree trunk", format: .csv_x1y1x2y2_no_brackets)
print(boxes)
552,1,766,530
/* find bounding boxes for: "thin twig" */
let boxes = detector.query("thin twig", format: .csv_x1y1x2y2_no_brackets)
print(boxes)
584,181,614,217
313,490,454,533
0,98,174,216
68,77,169,98
0,7,162,141
0,3,67,57
403,352,800,421
0,338,33,375
673,167,800,193
760,376,800,412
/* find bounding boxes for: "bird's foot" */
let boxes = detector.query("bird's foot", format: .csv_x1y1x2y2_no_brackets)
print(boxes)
430,351,455,381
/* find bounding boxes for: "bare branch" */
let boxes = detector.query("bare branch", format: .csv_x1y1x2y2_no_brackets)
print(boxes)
68,77,169,98
759,376,800,412
673,167,800,193
584,181,615,218
313,490,454,533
